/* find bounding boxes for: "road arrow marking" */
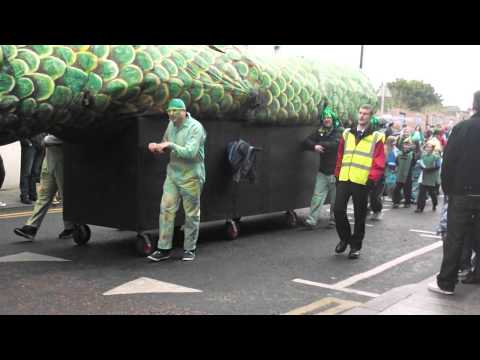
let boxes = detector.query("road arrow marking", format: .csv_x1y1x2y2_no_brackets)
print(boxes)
103,277,202,296
0,252,70,263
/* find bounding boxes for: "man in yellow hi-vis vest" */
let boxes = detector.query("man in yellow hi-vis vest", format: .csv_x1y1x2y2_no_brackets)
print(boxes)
333,105,385,259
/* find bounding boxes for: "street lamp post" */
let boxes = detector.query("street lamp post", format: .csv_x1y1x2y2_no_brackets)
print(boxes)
360,45,364,69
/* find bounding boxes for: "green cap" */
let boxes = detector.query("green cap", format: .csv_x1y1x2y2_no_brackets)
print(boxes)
370,115,379,128
322,106,339,127
167,98,186,111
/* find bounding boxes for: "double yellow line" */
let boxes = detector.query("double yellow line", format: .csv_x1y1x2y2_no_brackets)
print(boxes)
284,297,362,315
0,207,63,220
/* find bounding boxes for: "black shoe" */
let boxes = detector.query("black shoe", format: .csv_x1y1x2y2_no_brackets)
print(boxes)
147,249,171,262
414,209,423,213
403,204,411,208
14,225,37,240
348,248,361,259
461,272,480,284
58,228,74,239
29,194,37,202
392,204,399,209
433,205,437,211
20,196,32,205
182,250,196,261
335,241,348,254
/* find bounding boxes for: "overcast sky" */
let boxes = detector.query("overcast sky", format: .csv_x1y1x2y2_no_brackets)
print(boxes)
247,45,480,111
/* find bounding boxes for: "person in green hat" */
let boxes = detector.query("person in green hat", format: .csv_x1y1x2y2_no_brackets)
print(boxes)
302,106,343,229
367,115,386,221
147,98,207,262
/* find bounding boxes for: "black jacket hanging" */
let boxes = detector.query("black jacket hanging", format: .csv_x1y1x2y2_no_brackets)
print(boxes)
226,139,261,183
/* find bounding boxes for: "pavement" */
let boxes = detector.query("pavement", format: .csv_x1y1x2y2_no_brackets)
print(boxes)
1,189,479,315
342,275,480,315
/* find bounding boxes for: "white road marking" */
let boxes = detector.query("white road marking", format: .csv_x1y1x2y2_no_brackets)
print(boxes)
292,279,380,298
420,234,442,239
0,252,70,263
349,221,374,227
103,277,202,296
410,229,436,235
333,241,443,289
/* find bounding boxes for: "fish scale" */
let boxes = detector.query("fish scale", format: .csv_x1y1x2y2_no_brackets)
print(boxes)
0,45,378,145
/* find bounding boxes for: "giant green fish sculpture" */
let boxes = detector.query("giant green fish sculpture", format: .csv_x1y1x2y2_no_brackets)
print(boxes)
0,45,378,145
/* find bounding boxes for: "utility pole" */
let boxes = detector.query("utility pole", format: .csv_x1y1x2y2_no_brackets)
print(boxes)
380,82,385,115
360,45,364,69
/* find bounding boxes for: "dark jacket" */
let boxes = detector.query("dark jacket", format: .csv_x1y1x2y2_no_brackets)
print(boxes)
227,139,259,183
20,133,46,150
442,113,480,195
395,149,415,183
303,126,342,175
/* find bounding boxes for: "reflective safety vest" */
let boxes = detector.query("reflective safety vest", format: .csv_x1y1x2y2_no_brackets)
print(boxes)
339,129,385,185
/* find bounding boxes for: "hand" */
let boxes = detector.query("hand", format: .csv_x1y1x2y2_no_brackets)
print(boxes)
148,143,158,153
157,141,172,154
314,145,325,153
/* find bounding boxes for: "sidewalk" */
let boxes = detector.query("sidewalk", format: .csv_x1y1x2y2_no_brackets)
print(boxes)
343,275,480,315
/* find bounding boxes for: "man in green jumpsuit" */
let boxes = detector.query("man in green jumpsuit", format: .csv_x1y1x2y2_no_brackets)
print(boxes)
14,134,74,240
147,99,207,262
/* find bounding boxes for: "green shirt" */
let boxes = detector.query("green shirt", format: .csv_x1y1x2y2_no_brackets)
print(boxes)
418,153,441,187
163,114,207,184
396,150,413,183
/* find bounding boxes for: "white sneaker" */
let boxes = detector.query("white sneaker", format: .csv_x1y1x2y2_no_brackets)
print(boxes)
0,201,6,207
428,282,454,295
370,212,383,221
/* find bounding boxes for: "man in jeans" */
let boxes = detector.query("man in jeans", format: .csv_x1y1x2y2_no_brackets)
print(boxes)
302,106,342,229
0,151,6,207
429,91,480,295
19,133,46,204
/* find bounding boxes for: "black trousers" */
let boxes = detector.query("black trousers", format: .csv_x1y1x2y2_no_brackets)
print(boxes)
437,195,480,291
393,177,412,205
334,181,369,250
0,154,5,189
417,184,438,211
459,229,476,271
369,177,385,213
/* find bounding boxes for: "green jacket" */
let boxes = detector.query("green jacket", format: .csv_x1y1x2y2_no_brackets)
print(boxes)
395,150,414,183
163,114,207,184
418,153,441,187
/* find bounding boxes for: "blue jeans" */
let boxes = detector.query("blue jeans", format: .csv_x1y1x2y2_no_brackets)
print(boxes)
20,145,45,199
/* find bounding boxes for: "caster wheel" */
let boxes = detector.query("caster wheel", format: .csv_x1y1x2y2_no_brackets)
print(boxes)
285,210,298,228
225,220,239,240
73,224,91,246
136,233,156,257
